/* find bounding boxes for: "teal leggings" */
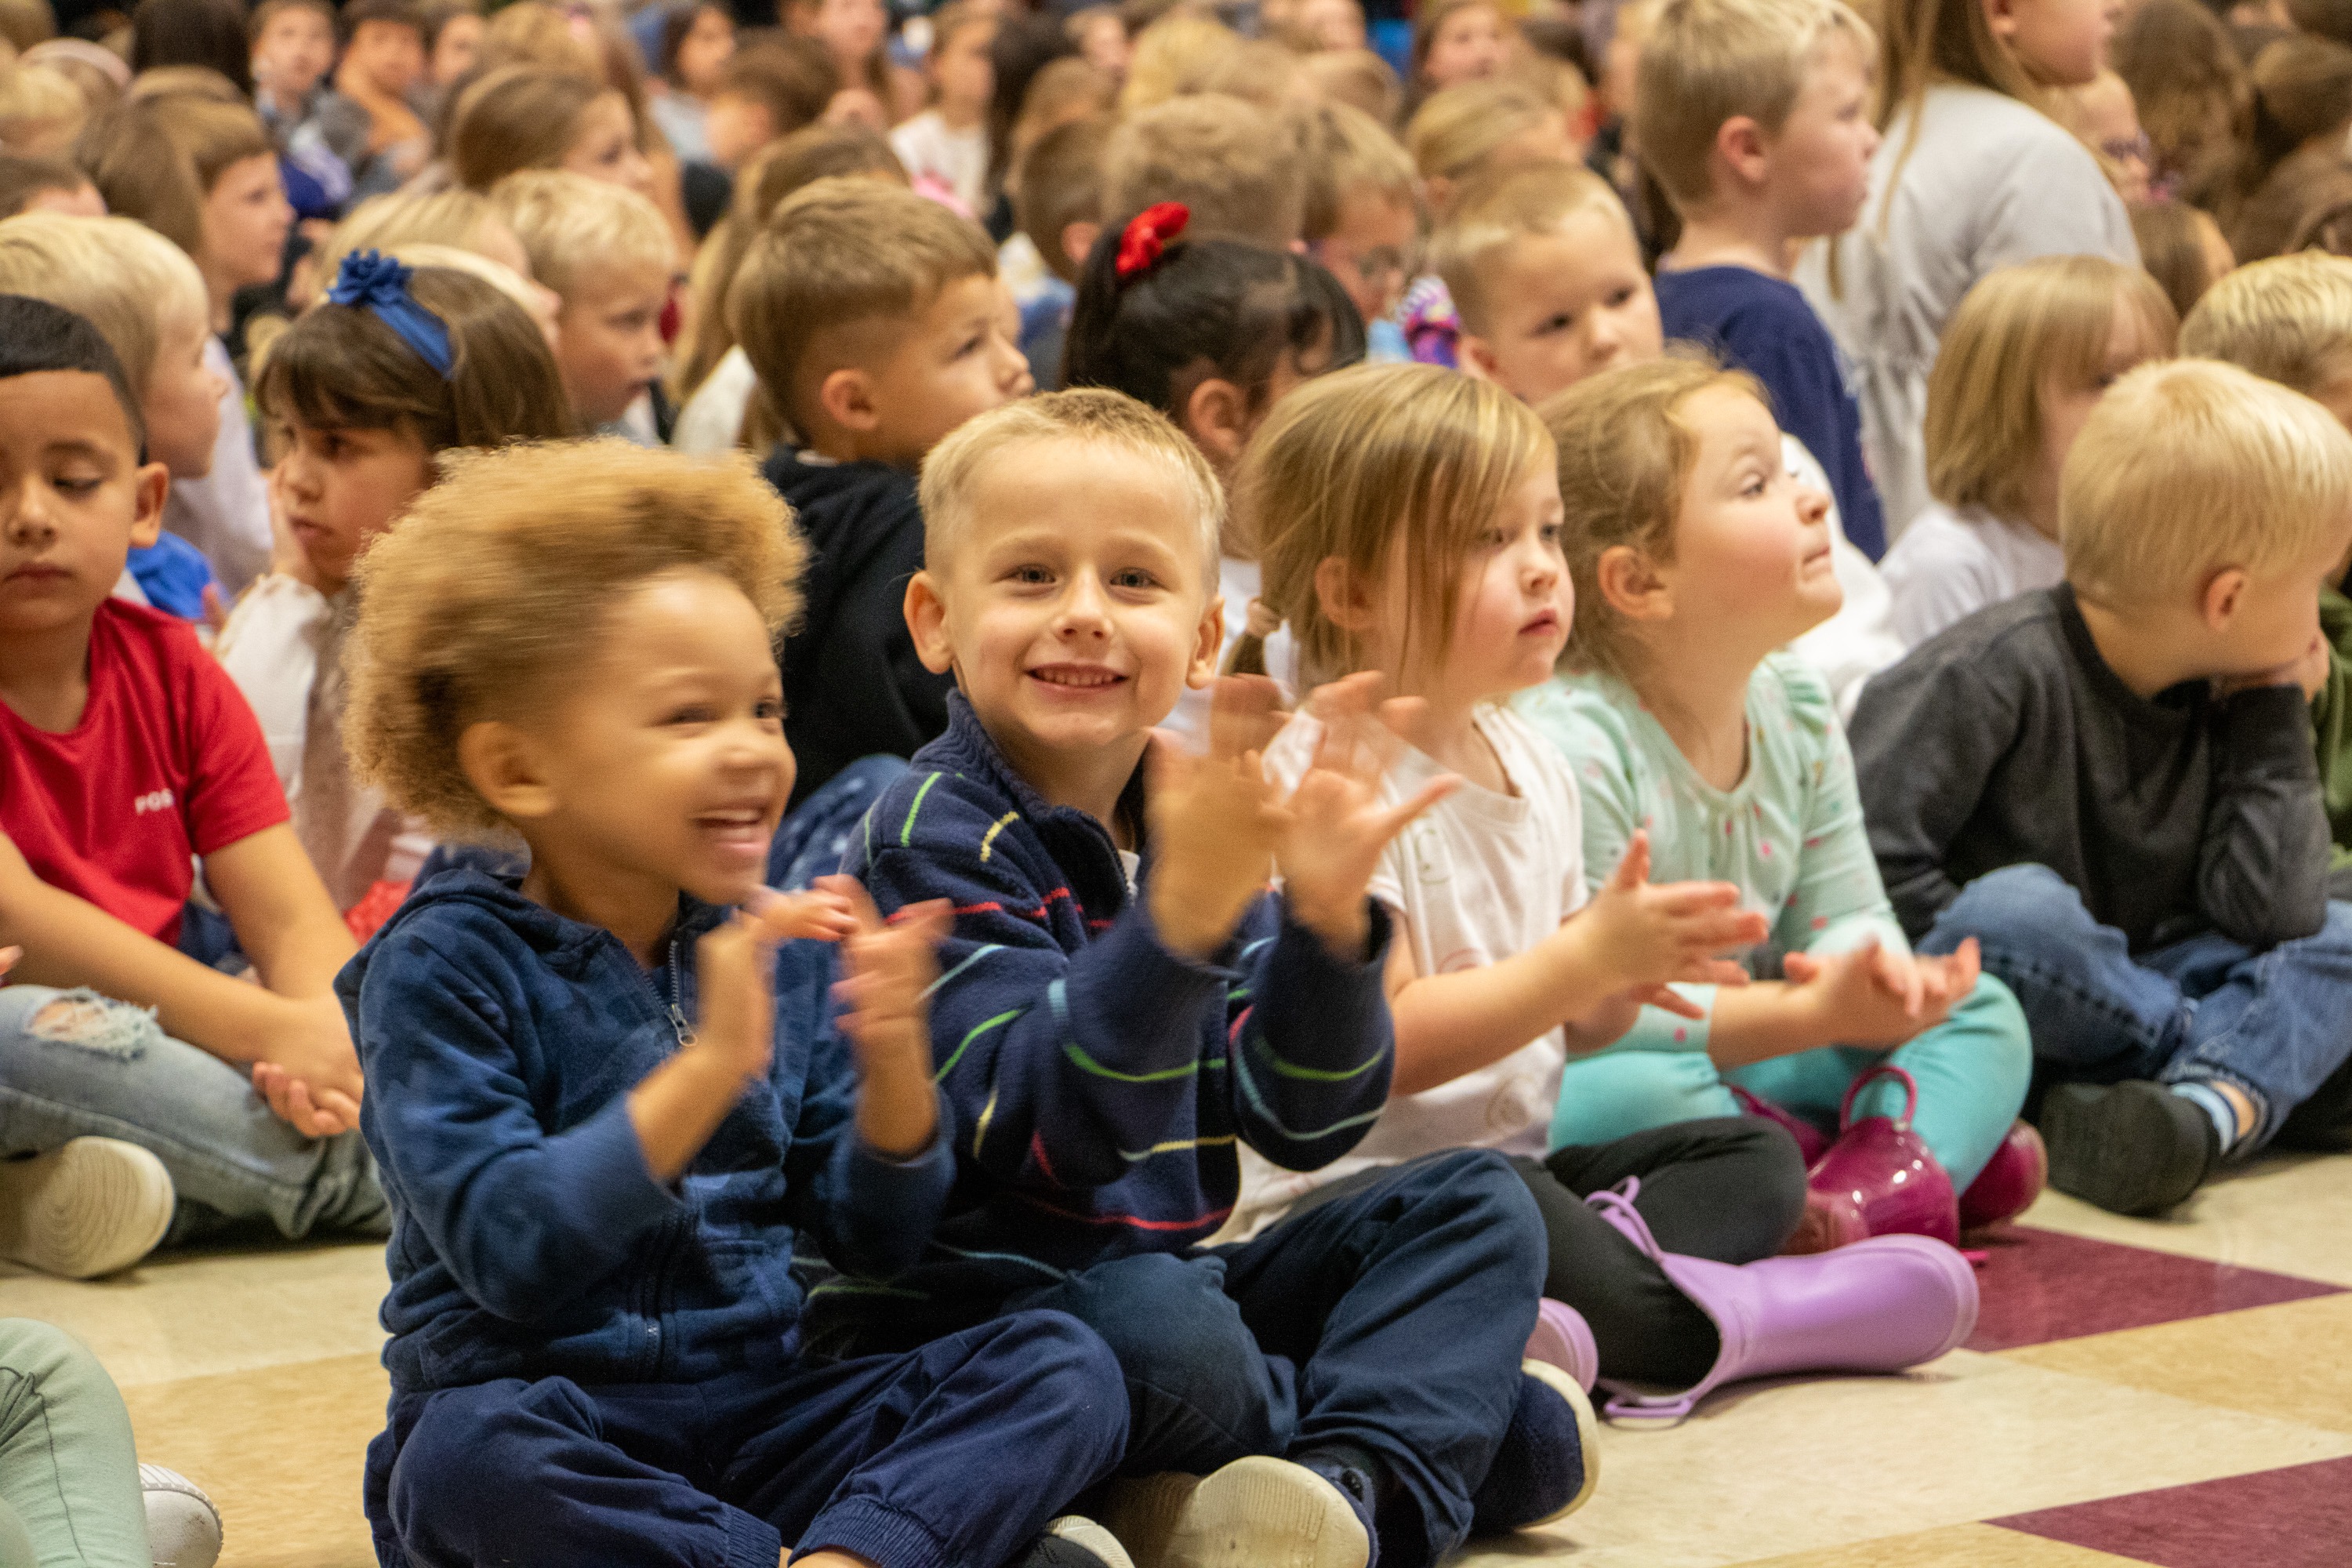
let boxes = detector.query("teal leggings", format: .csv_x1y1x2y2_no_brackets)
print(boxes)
1549,974,2032,1189
0,1319,148,1568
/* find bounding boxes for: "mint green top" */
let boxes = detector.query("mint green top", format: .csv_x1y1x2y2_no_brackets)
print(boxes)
1512,651,1909,1057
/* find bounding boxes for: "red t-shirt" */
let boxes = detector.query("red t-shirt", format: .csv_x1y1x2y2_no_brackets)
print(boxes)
0,601,289,945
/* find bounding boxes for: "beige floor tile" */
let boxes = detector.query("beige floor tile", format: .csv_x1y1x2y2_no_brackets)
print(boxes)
1714,1522,2151,1566
0,1239,388,1388
2002,1292,2352,1436
2018,1152,2352,1288
121,1352,386,1568
1450,1349,2352,1568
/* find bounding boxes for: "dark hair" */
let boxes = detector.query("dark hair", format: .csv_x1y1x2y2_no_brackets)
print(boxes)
247,0,335,44
717,35,838,136
0,154,89,220
128,0,252,95
985,13,1076,198
256,267,575,452
0,293,146,456
659,0,728,88
340,0,426,46
1063,220,1367,422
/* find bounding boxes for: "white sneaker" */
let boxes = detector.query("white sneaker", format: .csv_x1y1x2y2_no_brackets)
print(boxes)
1041,1515,1138,1567
140,1465,221,1568
1102,1457,1370,1568
0,1138,172,1278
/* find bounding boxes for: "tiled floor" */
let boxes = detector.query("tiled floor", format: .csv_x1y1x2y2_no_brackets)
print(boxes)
7,1151,2349,1567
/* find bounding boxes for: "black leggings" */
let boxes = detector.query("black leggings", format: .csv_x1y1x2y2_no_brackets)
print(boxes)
1511,1116,1807,1387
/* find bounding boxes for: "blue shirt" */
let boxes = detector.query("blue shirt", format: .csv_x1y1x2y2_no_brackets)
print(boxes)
1657,264,1887,561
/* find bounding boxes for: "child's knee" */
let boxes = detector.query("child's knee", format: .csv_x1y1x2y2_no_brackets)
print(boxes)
1554,1053,1735,1145
1933,865,2087,953
1024,1255,1254,1392
16,990,163,1062
390,1378,584,1518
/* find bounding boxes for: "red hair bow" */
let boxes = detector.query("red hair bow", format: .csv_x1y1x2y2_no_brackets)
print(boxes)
1116,202,1191,280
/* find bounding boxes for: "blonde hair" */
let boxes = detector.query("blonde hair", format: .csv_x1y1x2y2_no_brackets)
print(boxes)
2062,358,2352,604
488,169,672,300
1300,100,1417,241
1299,47,1402,126
729,176,996,437
1403,78,1555,187
2178,251,2352,399
1636,0,1876,211
0,212,207,399
72,92,271,258
1925,256,2180,521
0,60,82,146
345,439,806,837
1232,362,1553,684
1430,161,1632,336
1546,352,1766,684
1119,10,1240,114
1102,92,1308,245
445,66,608,191
919,387,1222,579
319,188,521,293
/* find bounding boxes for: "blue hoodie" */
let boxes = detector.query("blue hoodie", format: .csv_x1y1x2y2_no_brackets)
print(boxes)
342,867,956,1396
822,695,1395,1338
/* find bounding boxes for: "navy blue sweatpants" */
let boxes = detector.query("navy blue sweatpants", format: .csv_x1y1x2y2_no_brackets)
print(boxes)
365,1309,1127,1568
1010,1149,1547,1568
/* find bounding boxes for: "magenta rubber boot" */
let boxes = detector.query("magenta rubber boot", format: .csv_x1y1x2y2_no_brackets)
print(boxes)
1803,1065,1960,1247
1526,1299,1599,1392
1958,1120,2048,1232
1585,1179,1979,1425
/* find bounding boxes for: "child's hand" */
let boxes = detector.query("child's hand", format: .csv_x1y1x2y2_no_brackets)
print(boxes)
0,945,16,978
1781,935,1979,1048
1277,673,1457,960
252,992,365,1138
743,886,859,944
819,876,952,1160
1146,676,1292,962
2216,632,2331,700
1562,832,1769,996
691,910,786,1086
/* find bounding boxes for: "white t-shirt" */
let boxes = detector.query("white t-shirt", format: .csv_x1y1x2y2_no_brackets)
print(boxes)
890,111,989,216
1228,702,1587,1237
1783,434,1903,721
673,345,758,455
1880,499,2065,649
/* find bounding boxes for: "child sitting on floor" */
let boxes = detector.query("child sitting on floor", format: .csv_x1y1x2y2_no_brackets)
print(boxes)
337,436,1135,1568
837,387,1585,1568
0,296,382,1281
889,0,996,216
1852,360,2352,1217
731,176,1031,806
1879,256,2176,648
488,169,675,438
218,250,572,916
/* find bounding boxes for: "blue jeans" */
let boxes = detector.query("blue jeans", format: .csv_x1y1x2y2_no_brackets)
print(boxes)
1916,864,2352,1149
1548,975,2032,1189
0,985,384,1245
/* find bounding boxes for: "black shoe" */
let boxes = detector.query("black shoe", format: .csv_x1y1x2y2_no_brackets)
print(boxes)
1469,1362,1599,1534
2275,1052,2352,1152
2041,1081,2216,1216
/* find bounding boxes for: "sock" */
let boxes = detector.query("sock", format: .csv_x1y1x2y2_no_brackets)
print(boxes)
2170,1081,2245,1154
1294,1443,1385,1568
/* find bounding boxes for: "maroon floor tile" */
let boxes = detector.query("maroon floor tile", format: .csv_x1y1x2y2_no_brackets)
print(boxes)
1965,1225,2342,1352
1989,1455,2352,1567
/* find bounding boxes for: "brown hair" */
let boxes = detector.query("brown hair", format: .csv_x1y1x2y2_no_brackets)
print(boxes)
1299,100,1417,242
1406,0,1501,101
0,152,89,219
346,439,807,836
729,176,996,435
783,0,896,104
1117,9,1239,113
1102,92,1308,246
72,92,271,257
445,66,608,191
1924,254,2180,521
1232,361,1554,684
1301,48,1403,127
256,265,574,453
1546,351,1765,684
2111,0,2249,203
1636,0,1875,212
1014,114,1109,286
1403,78,1555,189
2129,201,2225,322
714,35,839,140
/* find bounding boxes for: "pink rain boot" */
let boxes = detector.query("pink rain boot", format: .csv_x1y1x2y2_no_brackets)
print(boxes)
1526,1298,1599,1392
1804,1065,1960,1247
1958,1120,2047,1231
1586,1179,1978,1425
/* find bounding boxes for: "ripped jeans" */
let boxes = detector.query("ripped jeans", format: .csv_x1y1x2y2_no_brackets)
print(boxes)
0,986,385,1246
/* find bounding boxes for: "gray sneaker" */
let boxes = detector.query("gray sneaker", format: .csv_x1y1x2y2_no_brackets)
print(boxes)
141,1465,220,1568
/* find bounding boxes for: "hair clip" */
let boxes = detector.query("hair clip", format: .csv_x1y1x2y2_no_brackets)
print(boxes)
1115,202,1190,281
328,250,455,379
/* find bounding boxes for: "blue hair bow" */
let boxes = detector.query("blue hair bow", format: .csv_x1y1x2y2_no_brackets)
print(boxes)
328,250,454,378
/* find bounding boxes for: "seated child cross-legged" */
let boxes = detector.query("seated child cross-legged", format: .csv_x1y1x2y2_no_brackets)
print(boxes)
1853,360,2352,1217
0,296,383,1282
337,439,1134,1568
1519,358,2034,1248
838,389,1578,1568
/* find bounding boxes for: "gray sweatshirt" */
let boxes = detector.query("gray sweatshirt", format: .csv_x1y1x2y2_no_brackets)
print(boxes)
1797,85,2137,540
1849,586,2328,955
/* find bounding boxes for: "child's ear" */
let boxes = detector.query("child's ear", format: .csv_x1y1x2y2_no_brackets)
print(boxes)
2200,566,2250,631
1312,554,1377,633
903,570,958,676
458,720,559,823
1421,174,1455,216
1189,592,1225,690
1060,220,1101,274
818,367,880,434
1457,335,1501,386
1596,543,1673,622
129,461,169,550
1181,378,1250,470
1715,114,1769,190
1981,0,2021,45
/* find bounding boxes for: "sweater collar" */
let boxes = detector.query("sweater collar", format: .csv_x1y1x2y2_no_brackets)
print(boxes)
927,691,1149,907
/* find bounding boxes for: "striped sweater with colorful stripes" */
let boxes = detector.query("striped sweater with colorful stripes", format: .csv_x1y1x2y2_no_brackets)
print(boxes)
837,696,1396,1302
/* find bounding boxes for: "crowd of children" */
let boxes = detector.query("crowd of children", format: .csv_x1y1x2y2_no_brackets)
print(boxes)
4,0,2352,1562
